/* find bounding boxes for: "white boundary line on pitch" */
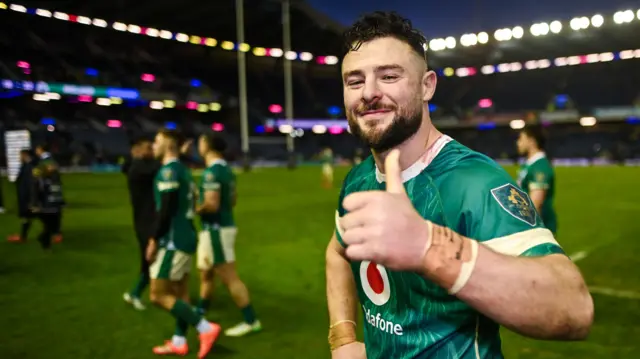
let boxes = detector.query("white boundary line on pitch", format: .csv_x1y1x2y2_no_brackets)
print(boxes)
569,250,640,300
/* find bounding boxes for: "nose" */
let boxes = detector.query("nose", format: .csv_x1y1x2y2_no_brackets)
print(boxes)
361,77,382,104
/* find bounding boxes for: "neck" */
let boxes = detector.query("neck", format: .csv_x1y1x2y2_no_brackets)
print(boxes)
372,118,442,175
528,149,544,160
163,152,178,165
205,152,222,166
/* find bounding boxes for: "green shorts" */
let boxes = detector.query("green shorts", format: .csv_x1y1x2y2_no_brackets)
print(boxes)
197,226,237,270
149,248,192,281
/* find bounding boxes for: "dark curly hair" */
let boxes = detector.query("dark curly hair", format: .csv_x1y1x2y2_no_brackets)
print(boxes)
342,11,428,63
521,126,547,149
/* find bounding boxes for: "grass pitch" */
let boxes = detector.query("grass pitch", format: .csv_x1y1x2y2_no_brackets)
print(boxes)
0,165,639,359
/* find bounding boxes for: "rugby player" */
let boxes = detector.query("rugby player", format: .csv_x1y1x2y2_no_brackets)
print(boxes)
321,147,334,188
34,144,63,244
147,129,220,358
30,149,64,251
8,150,35,242
195,133,261,337
326,12,593,359
516,127,558,235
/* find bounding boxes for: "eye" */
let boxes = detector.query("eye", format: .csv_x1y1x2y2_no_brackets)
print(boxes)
382,75,398,81
347,80,364,86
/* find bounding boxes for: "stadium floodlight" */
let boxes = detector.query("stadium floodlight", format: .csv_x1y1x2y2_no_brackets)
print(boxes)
0,3,7,10
549,20,562,33
477,32,489,44
567,56,581,66
210,102,221,111
637,9,640,20
494,28,512,41
579,117,596,126
312,125,327,134
279,124,293,134
537,59,551,68
163,100,176,108
481,65,495,74
53,12,69,21
455,68,470,77
443,68,455,77
197,104,209,113
599,52,615,62
570,18,581,30
239,43,251,52
445,36,456,49
176,33,189,42
9,4,26,12
128,24,141,34
149,101,164,110
46,92,61,100
113,22,127,31
33,94,49,102
189,36,201,45
554,57,568,66
619,50,635,59
429,38,445,51
96,98,111,106
269,48,283,57
92,18,107,27
299,52,313,61
285,51,297,60
159,30,173,39
221,41,234,50
591,14,604,27
586,53,600,63
512,26,524,39
497,63,511,72
146,28,159,37
205,38,217,47
110,97,123,105
613,10,634,24
252,47,267,56
325,56,339,65
510,119,525,129
35,9,52,17
524,60,538,70
460,33,478,47
77,16,92,25
510,62,523,71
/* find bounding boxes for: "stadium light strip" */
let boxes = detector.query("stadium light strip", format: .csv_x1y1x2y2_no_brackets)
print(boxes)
1,2,640,65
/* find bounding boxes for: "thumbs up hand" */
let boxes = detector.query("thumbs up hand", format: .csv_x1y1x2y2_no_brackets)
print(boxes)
339,150,432,272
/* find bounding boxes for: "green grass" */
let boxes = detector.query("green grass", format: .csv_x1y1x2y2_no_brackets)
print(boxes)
0,165,639,359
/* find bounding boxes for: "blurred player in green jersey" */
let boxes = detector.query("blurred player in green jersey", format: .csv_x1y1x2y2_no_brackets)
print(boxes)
195,133,262,337
147,129,221,358
326,12,593,359
320,147,334,188
516,127,558,234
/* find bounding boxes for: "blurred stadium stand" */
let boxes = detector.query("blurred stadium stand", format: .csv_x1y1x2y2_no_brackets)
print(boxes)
1,1,639,167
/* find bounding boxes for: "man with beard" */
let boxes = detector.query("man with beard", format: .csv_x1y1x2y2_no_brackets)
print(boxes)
516,127,557,235
325,12,593,359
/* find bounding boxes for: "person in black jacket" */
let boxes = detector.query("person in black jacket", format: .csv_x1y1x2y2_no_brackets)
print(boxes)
122,137,161,310
8,150,35,242
30,152,65,251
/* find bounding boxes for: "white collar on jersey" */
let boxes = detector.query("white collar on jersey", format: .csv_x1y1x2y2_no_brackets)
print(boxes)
375,135,453,183
207,158,227,167
526,151,546,166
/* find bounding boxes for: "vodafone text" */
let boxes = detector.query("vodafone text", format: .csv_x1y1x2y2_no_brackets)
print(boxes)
363,306,404,336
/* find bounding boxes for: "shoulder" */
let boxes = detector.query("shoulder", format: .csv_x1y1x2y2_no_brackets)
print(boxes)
340,155,377,195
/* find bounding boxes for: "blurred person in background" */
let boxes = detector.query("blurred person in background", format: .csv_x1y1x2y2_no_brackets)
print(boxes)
34,144,64,244
516,127,558,235
326,12,591,359
321,147,334,189
7,149,35,243
195,133,262,337
122,137,160,311
147,129,220,358
353,148,364,165
30,148,65,252
0,173,4,214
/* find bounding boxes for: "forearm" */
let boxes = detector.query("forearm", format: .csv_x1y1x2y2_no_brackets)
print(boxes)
326,238,359,348
422,223,593,340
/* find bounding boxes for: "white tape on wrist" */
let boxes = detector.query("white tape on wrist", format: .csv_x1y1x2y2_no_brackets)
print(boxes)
448,239,479,295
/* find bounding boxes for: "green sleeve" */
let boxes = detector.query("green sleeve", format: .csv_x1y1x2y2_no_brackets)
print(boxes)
157,164,180,193
527,162,552,191
202,167,222,192
441,160,563,257
334,170,352,247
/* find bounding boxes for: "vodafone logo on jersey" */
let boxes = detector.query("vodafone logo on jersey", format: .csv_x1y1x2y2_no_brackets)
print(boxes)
360,261,391,306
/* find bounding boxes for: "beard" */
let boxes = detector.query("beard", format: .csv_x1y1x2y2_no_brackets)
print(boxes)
348,100,422,153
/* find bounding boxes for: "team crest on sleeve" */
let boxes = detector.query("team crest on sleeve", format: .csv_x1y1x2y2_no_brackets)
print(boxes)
205,172,214,181
535,172,546,182
162,168,173,180
490,184,537,226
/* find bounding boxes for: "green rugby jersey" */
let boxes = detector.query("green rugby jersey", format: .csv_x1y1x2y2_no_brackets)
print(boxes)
516,152,557,234
154,159,197,253
334,136,563,359
199,159,236,227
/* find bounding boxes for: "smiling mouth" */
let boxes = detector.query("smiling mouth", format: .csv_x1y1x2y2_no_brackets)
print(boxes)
360,109,392,116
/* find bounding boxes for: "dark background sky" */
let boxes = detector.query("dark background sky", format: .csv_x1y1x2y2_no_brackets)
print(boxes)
306,0,638,37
